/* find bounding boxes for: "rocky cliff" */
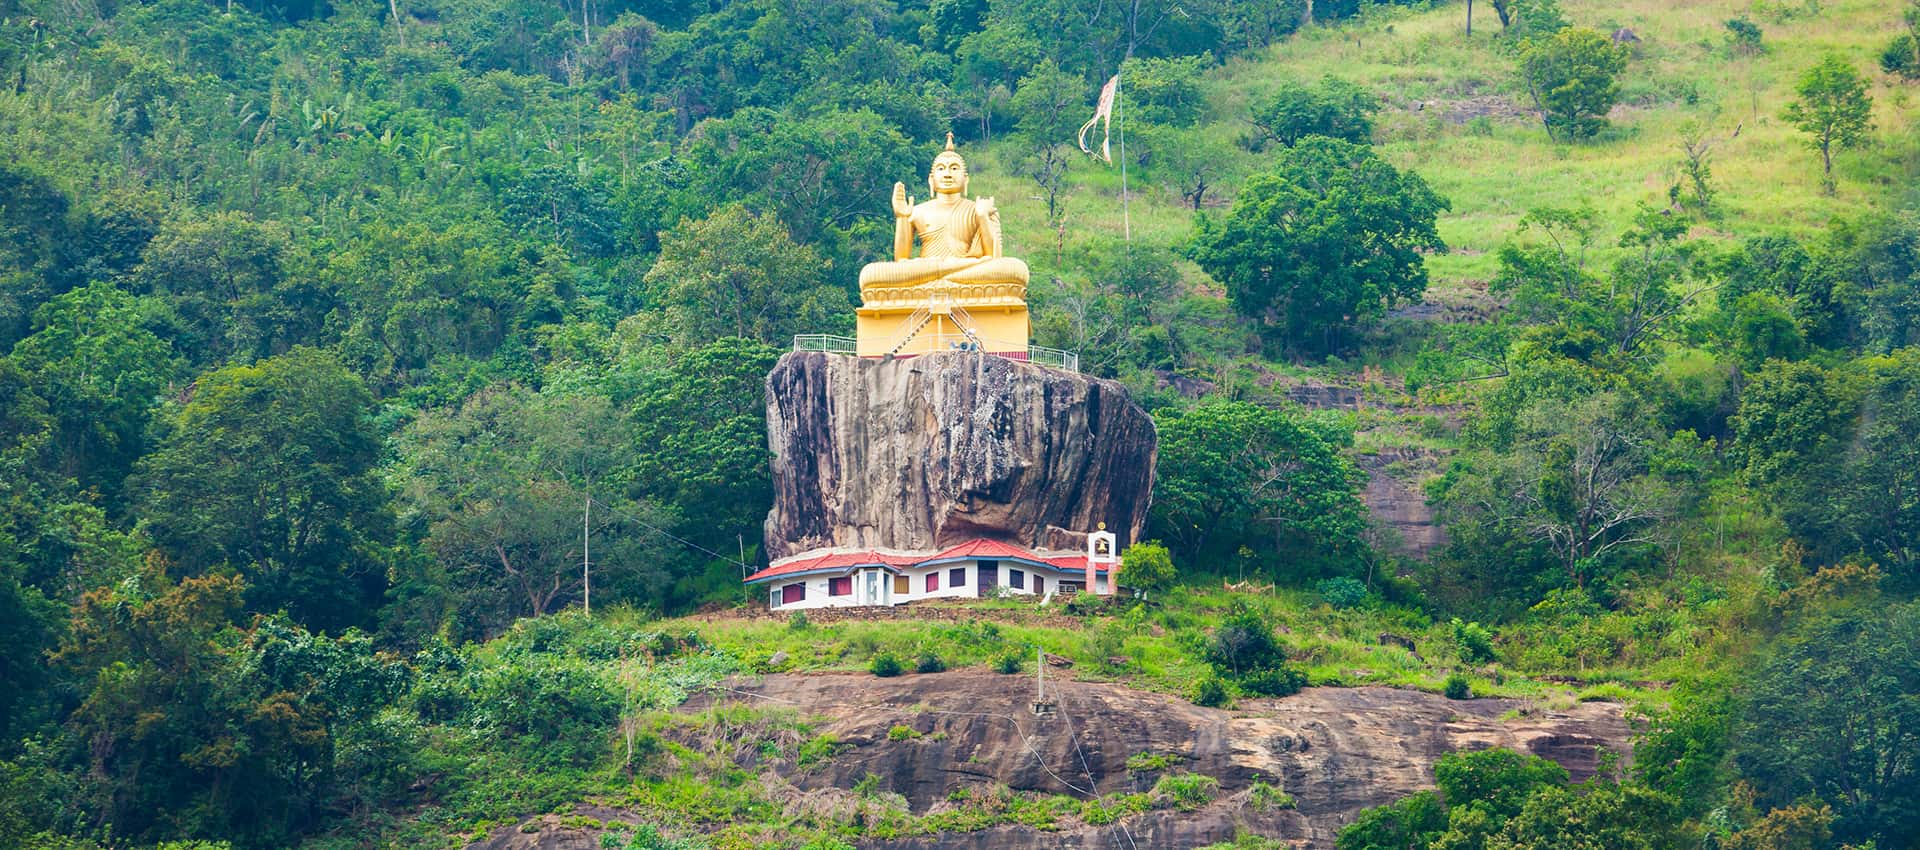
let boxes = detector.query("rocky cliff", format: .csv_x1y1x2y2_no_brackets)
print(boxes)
763,352,1157,559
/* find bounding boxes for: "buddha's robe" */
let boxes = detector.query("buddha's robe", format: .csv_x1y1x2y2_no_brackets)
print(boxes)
859,197,1030,288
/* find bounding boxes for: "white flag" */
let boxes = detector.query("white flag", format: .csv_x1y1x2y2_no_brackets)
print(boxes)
1077,75,1118,163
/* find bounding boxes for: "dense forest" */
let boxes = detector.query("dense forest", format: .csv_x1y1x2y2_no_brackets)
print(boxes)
1,0,1918,847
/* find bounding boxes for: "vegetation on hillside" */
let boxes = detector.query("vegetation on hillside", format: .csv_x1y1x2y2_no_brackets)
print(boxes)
0,0,1917,847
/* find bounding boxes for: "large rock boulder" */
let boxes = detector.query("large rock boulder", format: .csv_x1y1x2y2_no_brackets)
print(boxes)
763,351,1156,560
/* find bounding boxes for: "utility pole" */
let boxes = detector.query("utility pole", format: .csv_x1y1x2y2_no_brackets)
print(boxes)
583,489,591,616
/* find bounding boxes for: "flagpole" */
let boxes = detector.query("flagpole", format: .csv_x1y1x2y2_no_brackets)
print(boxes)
1117,64,1130,246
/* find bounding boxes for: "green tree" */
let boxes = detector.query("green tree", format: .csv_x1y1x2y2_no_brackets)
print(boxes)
1117,541,1177,599
133,348,393,631
57,569,413,849
1518,28,1628,142
1189,137,1448,354
615,337,783,606
1337,790,1447,850
8,282,176,506
1732,604,1920,846
394,383,678,636
642,204,847,349
1009,59,1086,223
1149,401,1368,574
131,211,319,366
1782,53,1874,194
1245,76,1379,149
1483,780,1683,850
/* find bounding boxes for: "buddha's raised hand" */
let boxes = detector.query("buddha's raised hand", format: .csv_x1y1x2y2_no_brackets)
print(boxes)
891,182,914,219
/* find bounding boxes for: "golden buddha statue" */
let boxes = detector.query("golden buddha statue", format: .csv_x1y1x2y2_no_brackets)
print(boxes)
855,135,1031,358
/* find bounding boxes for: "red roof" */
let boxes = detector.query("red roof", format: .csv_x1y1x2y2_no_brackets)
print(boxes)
747,539,1110,584
744,549,920,583
921,538,1043,563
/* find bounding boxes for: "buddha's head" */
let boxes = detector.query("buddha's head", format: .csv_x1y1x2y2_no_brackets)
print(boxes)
927,133,969,196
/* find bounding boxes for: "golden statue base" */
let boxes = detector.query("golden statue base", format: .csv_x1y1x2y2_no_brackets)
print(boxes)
855,279,1029,358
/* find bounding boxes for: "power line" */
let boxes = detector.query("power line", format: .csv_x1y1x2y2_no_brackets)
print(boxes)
588,494,757,571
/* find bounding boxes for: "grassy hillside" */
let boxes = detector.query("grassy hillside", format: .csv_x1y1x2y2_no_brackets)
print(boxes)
994,0,1920,312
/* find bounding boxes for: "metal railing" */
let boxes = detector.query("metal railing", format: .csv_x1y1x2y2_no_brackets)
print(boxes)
791,335,1080,373
792,334,857,354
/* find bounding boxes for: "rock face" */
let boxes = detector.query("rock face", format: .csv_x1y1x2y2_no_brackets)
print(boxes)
470,672,1632,850
763,351,1157,560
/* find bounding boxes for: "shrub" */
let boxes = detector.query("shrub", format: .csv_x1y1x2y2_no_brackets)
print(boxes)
1317,576,1369,609
1126,751,1185,772
992,651,1024,674
796,733,845,770
788,610,810,631
1118,541,1178,599
1518,28,1629,142
1884,34,1920,79
1239,666,1308,698
1248,781,1297,811
914,652,946,674
1192,674,1230,708
1451,618,1498,664
887,725,921,741
1444,672,1473,700
1724,17,1764,54
869,653,903,677
1247,76,1379,149
1152,772,1220,811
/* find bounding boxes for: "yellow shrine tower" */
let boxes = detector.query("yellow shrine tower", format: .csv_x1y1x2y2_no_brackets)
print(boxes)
855,135,1031,358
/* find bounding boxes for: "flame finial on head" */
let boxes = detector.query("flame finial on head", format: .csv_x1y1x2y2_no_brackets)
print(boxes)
945,132,956,152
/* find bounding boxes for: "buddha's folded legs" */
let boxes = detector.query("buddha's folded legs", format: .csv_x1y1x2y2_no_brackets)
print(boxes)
858,256,1030,288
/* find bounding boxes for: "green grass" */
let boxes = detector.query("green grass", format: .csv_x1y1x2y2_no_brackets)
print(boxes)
983,0,1920,311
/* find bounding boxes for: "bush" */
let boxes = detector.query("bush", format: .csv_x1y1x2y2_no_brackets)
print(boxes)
1724,17,1764,54
887,724,921,741
1118,541,1178,599
1151,772,1220,811
869,653,903,677
795,733,845,770
788,610,810,631
992,651,1024,674
1248,781,1297,811
1317,577,1369,609
1884,34,1920,79
1247,76,1378,149
1239,666,1308,698
1518,28,1629,142
914,652,946,674
1444,673,1473,700
1451,618,1498,664
1192,674,1230,707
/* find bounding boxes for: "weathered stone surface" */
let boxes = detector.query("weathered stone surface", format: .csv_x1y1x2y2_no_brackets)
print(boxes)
763,351,1157,559
469,672,1631,850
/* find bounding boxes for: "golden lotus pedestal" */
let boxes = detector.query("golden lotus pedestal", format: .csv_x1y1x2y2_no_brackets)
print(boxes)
855,279,1030,359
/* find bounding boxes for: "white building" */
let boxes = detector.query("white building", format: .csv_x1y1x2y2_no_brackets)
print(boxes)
746,538,1118,611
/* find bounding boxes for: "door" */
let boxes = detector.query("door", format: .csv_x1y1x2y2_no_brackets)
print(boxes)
978,560,998,596
864,570,881,605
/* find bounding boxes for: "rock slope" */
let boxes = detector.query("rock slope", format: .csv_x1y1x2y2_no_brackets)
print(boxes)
762,352,1157,560
473,672,1630,850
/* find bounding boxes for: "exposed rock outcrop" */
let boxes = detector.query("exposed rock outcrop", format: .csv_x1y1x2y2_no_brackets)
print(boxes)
763,352,1157,560
472,672,1630,850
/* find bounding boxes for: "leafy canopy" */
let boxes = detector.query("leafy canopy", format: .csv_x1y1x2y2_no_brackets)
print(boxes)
1189,137,1448,354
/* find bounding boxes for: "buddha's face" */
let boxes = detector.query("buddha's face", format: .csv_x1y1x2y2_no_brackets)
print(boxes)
928,152,968,195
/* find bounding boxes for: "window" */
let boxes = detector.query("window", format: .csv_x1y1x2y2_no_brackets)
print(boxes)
782,583,805,604
950,567,966,587
1010,569,1025,590
926,572,941,592
894,575,909,594
829,576,852,596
